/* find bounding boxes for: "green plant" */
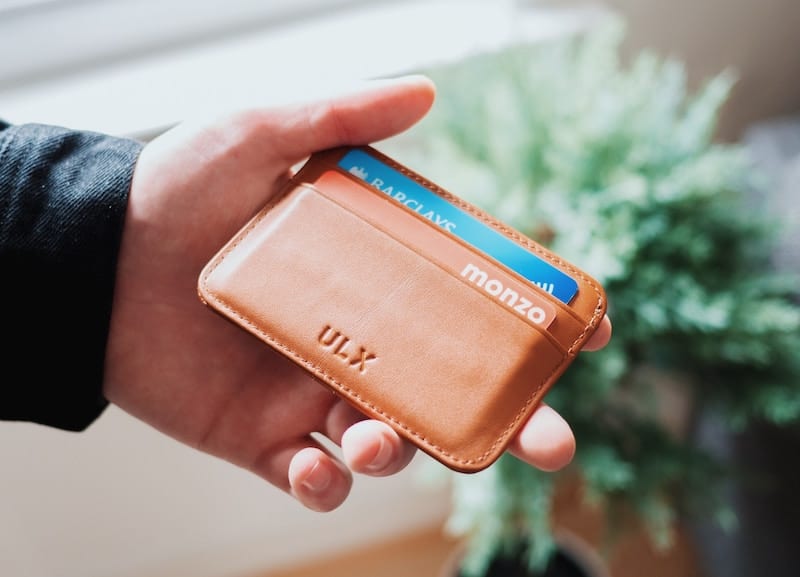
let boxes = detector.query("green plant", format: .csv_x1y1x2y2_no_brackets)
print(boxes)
386,19,800,576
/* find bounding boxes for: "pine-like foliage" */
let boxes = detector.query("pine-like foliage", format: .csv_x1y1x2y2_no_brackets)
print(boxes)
387,19,800,576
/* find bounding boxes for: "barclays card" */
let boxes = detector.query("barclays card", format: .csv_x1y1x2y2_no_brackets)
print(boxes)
337,148,579,304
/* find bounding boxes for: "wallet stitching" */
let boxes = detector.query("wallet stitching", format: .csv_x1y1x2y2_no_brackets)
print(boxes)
200,167,606,467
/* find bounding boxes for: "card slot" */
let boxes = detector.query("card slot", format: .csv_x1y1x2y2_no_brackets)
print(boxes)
309,171,568,354
199,184,573,471
322,162,604,354
317,146,606,337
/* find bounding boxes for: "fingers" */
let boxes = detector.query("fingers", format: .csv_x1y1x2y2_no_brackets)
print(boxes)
507,404,576,472
256,438,354,513
324,398,368,444
341,420,417,476
251,74,436,168
281,401,574,512
276,418,417,512
324,398,418,476
265,402,575,511
583,314,612,351
287,446,353,512
325,399,418,476
254,400,417,512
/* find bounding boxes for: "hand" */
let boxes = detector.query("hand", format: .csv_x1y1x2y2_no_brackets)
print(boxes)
104,75,612,512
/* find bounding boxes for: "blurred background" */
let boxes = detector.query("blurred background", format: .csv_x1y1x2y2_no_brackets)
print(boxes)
2,1,799,577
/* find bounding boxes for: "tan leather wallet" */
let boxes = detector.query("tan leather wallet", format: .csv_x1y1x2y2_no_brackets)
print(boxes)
198,145,607,473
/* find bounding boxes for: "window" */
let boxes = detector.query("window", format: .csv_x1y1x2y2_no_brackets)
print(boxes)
0,0,609,137
0,0,370,87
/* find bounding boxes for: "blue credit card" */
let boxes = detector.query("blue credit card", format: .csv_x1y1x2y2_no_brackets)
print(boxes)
338,148,579,304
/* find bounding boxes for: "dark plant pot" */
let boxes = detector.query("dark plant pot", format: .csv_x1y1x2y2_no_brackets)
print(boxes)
454,548,589,577
440,531,610,577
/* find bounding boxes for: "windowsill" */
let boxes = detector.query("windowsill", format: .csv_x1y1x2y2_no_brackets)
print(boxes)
0,0,610,140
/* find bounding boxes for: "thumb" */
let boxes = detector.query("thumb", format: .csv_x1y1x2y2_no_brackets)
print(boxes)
248,75,437,167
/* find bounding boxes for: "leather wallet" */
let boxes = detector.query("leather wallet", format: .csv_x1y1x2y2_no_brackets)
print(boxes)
198,145,607,473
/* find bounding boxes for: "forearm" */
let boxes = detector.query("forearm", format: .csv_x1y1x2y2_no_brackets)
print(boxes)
0,121,143,430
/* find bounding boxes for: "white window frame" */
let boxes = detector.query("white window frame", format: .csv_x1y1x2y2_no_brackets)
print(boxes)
0,0,610,138
0,0,375,87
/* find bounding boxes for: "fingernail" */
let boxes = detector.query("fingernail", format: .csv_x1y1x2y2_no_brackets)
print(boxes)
301,461,332,493
365,435,394,473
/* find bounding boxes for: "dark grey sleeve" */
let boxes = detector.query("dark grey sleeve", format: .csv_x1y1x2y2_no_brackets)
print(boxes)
0,121,144,430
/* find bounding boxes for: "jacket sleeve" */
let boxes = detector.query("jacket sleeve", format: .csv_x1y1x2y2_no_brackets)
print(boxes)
0,121,144,431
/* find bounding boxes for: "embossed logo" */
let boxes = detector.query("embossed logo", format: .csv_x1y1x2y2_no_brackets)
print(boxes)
318,325,378,374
